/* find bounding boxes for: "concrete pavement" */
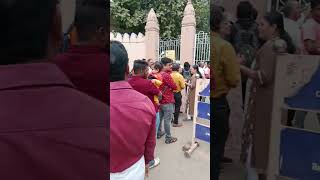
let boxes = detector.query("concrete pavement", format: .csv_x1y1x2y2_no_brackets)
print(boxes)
149,114,210,180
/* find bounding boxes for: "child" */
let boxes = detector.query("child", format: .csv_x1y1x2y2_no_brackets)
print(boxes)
149,62,164,108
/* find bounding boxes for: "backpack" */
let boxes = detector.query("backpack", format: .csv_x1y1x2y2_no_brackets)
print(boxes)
232,22,259,68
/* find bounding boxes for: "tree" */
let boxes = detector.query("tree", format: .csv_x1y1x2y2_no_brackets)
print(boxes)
194,0,210,33
111,0,209,38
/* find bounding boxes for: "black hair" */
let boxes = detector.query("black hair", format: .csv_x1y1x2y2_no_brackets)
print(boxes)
75,0,108,42
183,62,191,70
192,65,203,79
110,41,128,82
133,59,148,74
236,1,254,20
264,11,296,54
160,57,173,66
153,61,163,72
172,63,180,71
1,0,58,64
211,5,226,31
311,0,320,9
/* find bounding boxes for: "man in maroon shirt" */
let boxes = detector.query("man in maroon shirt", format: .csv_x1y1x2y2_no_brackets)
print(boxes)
158,57,178,144
0,1,108,180
110,41,156,179
54,0,108,104
128,59,161,169
128,60,160,111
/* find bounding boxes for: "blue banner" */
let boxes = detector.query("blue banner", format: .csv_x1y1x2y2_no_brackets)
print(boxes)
195,124,210,143
285,66,320,110
280,128,320,180
197,102,210,120
199,83,210,97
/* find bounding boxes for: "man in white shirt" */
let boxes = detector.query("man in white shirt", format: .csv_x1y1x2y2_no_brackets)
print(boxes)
198,62,205,78
283,0,304,51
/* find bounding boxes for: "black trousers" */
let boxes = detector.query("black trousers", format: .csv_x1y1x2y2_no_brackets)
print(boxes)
212,96,230,180
173,92,182,124
242,80,247,105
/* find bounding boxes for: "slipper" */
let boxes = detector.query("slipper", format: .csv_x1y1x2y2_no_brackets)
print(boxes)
157,131,165,139
165,137,177,144
149,157,160,169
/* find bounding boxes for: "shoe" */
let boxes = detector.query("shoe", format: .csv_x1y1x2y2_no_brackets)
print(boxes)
222,157,233,164
172,123,183,127
149,157,160,169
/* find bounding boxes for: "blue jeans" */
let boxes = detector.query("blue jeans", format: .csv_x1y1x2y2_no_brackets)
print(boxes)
159,104,174,138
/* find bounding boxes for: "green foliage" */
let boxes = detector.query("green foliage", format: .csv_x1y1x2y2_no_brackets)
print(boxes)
111,0,209,38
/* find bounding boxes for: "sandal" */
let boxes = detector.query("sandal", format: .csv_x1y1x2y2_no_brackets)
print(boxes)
149,157,160,169
157,131,165,139
165,137,178,144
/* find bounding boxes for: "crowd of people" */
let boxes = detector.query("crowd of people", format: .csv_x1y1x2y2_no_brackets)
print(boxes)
110,39,210,179
212,0,320,180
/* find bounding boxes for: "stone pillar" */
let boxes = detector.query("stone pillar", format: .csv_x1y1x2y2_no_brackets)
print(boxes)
180,0,196,66
145,9,160,62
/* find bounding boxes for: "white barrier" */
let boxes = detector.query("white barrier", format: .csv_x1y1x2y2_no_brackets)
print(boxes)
183,79,210,157
267,54,320,180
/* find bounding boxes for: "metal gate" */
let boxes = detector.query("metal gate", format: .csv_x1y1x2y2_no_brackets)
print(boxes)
272,0,310,11
194,31,210,65
159,37,181,62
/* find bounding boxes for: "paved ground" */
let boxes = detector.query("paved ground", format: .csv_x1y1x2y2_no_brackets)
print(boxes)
221,146,246,180
149,114,210,180
148,112,319,180
221,163,246,180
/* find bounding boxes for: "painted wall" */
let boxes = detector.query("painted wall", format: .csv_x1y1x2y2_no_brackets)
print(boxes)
110,32,146,70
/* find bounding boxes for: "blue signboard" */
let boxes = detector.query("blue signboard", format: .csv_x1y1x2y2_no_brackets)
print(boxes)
195,124,210,143
280,128,320,180
197,102,210,120
285,66,320,110
199,83,210,97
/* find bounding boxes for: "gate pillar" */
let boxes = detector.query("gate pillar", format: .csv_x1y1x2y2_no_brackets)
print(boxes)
145,9,160,62
180,0,196,66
